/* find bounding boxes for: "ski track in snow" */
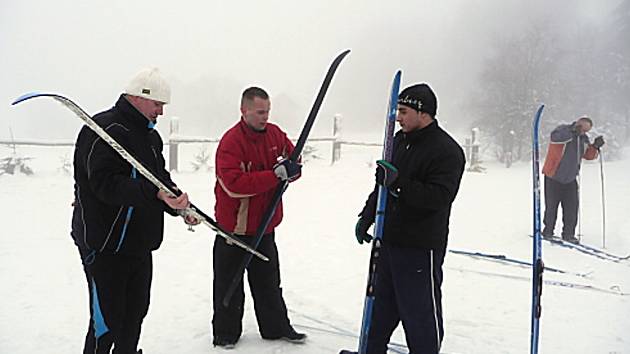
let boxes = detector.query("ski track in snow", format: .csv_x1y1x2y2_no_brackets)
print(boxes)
1,143,629,353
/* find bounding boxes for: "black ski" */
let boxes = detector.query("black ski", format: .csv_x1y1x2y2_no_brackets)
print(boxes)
553,237,629,261
222,49,351,307
530,235,629,262
11,93,269,261
449,249,589,277
543,236,629,261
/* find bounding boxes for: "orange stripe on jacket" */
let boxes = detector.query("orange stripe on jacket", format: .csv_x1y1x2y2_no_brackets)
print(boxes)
542,142,599,178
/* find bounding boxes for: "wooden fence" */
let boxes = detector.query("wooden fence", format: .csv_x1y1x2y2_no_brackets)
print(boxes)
1,115,481,171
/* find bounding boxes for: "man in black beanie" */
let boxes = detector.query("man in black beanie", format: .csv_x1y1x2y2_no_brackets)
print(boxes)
354,83,465,354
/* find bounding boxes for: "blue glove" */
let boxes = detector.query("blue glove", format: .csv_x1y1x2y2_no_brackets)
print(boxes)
273,158,301,181
375,160,398,188
355,217,373,244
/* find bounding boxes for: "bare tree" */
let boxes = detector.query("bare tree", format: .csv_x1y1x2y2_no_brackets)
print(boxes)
471,5,630,162
471,23,560,163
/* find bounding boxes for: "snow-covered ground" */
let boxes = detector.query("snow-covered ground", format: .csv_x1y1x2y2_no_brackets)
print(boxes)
1,142,629,353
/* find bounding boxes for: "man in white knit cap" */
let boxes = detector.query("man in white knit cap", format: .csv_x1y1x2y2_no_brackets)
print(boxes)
71,68,195,354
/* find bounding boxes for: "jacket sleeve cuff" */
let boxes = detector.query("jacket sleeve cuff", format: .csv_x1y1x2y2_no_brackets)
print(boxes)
140,180,176,214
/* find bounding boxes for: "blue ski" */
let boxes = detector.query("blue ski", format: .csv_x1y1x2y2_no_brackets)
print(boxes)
339,71,401,354
530,104,545,354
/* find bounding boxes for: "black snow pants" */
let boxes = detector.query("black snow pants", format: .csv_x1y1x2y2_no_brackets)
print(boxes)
79,249,152,354
366,244,445,354
543,176,579,238
212,232,293,342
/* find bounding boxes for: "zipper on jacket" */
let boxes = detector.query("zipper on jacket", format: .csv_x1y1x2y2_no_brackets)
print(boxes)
115,168,137,252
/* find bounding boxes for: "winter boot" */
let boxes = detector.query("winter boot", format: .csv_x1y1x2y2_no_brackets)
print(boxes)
562,235,579,244
280,327,307,344
213,337,237,350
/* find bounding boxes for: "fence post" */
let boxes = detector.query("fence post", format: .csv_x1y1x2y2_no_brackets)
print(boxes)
332,113,342,164
471,127,479,167
169,116,180,172
464,137,472,163
467,127,485,172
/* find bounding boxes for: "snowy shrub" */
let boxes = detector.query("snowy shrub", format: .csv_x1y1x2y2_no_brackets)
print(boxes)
0,155,34,176
191,147,212,172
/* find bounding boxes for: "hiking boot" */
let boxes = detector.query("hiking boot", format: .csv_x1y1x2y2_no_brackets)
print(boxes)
213,337,237,349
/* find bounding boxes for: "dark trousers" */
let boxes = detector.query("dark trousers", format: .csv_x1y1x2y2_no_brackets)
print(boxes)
212,232,292,342
79,249,152,354
543,176,579,238
366,244,445,354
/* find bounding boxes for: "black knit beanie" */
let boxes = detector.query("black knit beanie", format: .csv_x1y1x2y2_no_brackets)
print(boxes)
397,83,437,117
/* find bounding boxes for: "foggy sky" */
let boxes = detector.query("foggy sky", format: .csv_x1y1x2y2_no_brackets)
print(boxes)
0,0,621,143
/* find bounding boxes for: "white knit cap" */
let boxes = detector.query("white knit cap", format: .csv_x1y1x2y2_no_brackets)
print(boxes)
124,67,171,104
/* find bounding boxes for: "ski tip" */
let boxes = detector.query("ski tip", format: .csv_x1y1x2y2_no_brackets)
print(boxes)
392,70,402,89
11,92,52,106
337,49,351,59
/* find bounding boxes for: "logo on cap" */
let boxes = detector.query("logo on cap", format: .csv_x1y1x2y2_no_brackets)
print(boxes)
399,96,423,111
142,88,151,94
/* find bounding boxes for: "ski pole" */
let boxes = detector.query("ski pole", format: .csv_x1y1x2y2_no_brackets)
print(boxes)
576,137,582,241
599,149,606,248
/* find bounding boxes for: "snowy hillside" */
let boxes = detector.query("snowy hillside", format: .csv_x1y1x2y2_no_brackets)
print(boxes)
1,143,629,353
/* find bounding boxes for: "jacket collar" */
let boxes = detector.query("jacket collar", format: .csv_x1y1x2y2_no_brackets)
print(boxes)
238,118,266,142
115,95,155,132
401,120,438,143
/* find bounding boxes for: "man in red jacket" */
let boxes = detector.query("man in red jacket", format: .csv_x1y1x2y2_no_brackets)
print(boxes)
212,86,305,349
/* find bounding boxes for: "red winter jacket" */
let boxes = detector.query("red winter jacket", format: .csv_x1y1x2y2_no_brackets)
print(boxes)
214,119,296,235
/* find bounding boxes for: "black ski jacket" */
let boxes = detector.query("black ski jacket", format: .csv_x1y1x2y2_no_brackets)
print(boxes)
71,95,177,256
360,121,465,252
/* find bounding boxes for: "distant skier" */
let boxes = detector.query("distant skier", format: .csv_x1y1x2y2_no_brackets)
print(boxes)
211,87,305,349
71,68,199,354
354,83,465,354
541,116,604,243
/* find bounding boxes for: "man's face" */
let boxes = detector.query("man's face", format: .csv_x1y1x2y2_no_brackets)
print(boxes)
241,97,270,131
576,119,592,135
128,96,165,122
396,105,423,132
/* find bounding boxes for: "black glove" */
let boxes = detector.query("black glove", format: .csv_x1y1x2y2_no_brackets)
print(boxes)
355,217,373,244
273,158,301,181
375,160,398,188
593,135,605,149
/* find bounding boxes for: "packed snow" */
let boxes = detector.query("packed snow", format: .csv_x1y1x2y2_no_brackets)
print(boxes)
1,141,629,353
